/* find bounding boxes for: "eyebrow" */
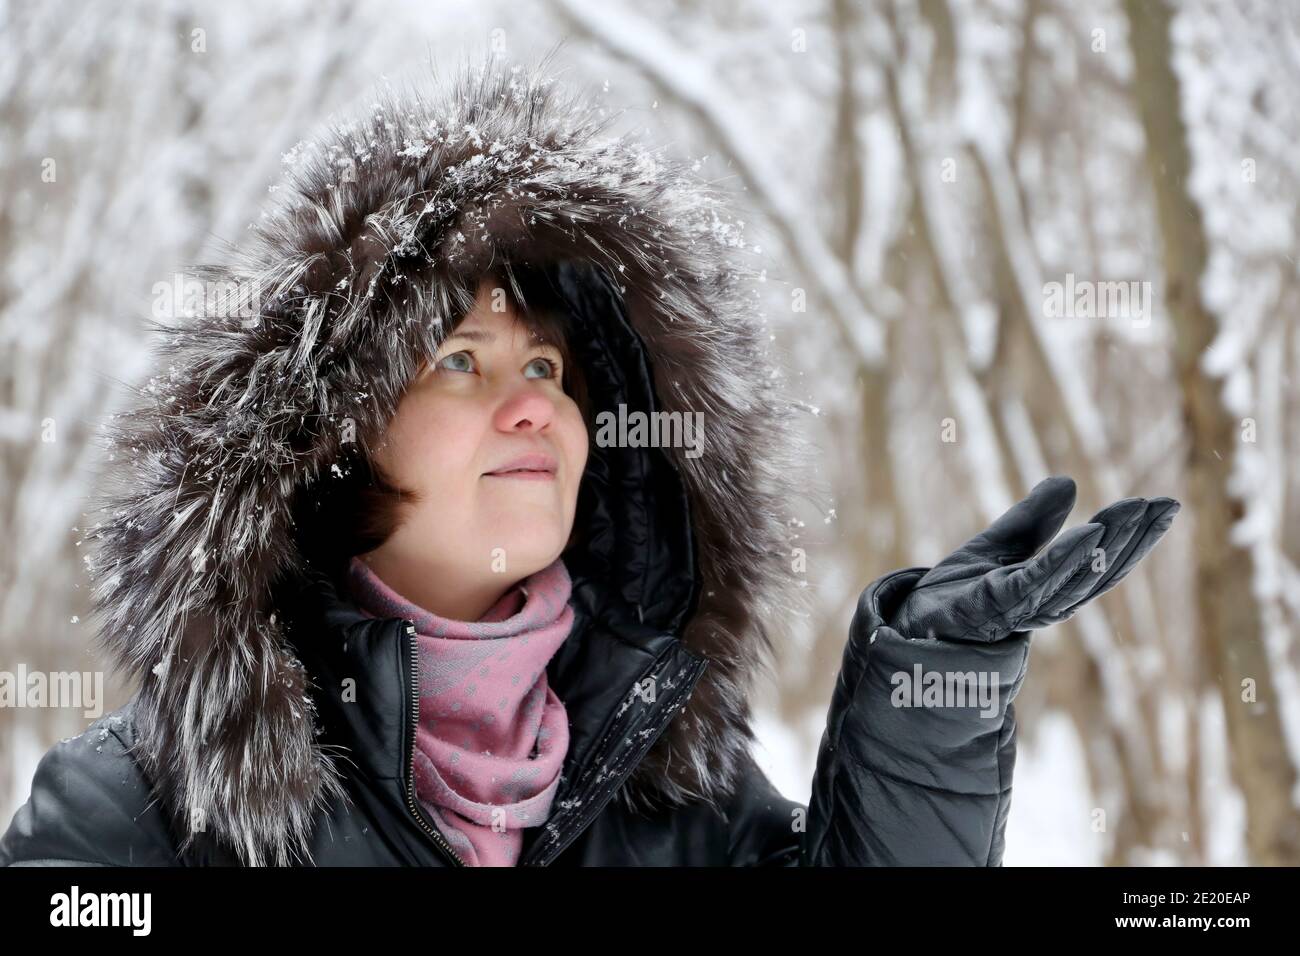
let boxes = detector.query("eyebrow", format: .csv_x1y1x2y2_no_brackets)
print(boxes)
442,327,559,348
443,329,496,344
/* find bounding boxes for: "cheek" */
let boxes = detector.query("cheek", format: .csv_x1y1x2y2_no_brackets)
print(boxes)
559,405,590,490
383,394,482,491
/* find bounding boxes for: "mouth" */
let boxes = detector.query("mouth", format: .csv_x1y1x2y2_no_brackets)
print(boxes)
484,469,556,482
483,453,558,481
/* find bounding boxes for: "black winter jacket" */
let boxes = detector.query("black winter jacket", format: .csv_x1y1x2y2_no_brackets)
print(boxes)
1,57,1024,867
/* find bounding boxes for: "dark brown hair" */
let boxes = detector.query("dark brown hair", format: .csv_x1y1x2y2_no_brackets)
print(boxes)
311,264,592,568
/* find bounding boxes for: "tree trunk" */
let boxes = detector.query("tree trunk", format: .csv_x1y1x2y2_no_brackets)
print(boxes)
1124,0,1300,865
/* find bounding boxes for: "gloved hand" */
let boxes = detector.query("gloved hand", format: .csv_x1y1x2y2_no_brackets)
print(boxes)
890,475,1180,643
803,475,1179,867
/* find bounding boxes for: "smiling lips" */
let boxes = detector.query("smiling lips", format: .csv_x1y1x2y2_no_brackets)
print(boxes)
483,452,558,481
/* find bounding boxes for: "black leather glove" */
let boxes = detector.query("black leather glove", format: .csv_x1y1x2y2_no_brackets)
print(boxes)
890,475,1180,642
803,475,1179,866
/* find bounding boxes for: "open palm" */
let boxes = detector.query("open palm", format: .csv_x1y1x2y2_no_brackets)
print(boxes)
890,476,1180,643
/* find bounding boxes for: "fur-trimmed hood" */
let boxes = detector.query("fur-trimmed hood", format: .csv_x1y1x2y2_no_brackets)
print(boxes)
84,51,813,866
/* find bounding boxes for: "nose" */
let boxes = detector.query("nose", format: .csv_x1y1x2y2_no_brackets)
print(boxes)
493,382,557,433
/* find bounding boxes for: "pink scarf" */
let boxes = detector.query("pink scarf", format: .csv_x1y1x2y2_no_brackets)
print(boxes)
345,556,574,866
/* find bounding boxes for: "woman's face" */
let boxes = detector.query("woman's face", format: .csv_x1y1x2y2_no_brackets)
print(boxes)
370,279,589,594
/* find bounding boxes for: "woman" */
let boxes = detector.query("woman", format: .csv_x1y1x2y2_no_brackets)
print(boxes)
0,58,1176,867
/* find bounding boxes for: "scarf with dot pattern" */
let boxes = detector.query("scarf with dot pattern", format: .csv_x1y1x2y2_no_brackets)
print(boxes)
345,555,573,866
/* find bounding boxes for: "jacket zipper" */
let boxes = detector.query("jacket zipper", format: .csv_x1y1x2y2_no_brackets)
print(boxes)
519,648,709,866
401,619,467,867
399,617,707,868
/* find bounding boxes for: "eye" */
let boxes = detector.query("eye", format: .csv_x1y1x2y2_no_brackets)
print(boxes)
524,356,560,379
437,350,477,374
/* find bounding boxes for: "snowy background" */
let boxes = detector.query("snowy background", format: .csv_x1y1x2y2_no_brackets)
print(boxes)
2,0,1298,865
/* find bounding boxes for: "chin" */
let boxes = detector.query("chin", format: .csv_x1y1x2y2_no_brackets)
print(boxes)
484,518,567,575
